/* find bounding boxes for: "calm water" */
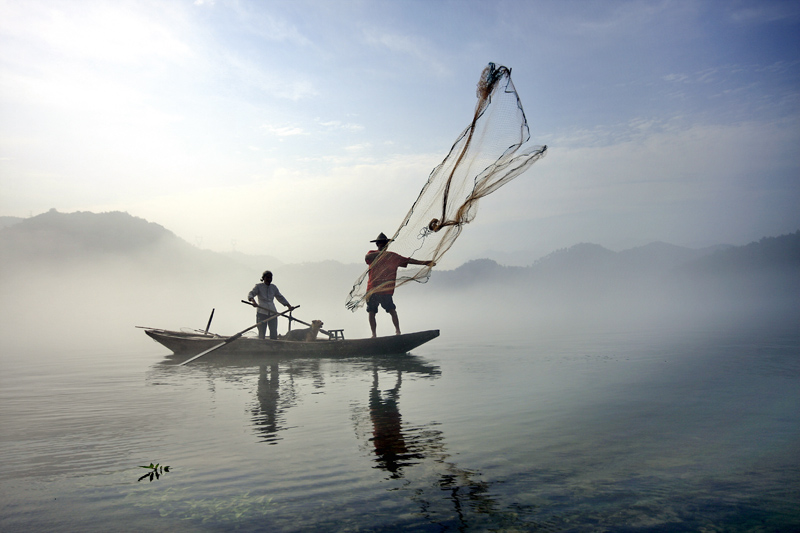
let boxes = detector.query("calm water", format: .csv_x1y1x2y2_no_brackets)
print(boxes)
1,325,799,532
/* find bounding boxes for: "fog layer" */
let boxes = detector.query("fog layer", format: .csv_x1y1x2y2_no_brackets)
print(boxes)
1,211,798,354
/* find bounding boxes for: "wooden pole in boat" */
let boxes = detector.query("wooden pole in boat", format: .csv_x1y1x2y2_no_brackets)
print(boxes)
204,308,215,335
179,306,299,366
241,300,336,338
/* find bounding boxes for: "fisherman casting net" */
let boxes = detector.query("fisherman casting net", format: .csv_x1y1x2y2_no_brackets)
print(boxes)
346,63,547,311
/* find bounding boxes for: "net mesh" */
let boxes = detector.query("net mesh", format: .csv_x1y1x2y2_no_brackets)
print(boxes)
346,63,547,311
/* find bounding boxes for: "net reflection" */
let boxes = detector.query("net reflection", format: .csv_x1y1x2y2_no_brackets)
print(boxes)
355,365,539,530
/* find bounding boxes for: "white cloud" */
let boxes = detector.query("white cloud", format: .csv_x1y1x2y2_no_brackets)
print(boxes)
217,53,318,101
0,2,193,66
487,118,800,245
261,124,307,137
344,143,371,152
1,0,797,262
317,120,364,132
95,152,440,262
228,3,312,46
362,28,450,76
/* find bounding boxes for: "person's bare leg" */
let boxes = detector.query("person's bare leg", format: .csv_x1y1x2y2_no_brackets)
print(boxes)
389,309,401,335
368,311,378,338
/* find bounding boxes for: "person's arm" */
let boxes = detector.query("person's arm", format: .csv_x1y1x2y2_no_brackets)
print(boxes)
247,284,259,304
273,286,291,308
407,258,436,267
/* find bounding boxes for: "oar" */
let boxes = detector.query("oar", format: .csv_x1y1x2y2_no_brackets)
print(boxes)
178,306,299,366
204,308,215,335
240,300,335,338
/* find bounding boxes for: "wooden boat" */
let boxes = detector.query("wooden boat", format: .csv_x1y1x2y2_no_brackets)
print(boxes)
144,328,440,358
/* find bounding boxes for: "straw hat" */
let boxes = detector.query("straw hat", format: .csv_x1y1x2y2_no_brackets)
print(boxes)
370,232,392,244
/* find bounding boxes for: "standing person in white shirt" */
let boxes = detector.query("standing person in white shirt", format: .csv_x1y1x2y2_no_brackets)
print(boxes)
247,270,293,340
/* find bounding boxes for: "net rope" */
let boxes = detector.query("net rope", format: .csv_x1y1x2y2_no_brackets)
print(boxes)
346,63,547,311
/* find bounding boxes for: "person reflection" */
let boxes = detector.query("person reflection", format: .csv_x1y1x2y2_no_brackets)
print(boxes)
362,365,538,529
369,368,423,478
252,364,282,444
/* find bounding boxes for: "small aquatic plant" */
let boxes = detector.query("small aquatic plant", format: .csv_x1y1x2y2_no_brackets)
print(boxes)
138,462,171,482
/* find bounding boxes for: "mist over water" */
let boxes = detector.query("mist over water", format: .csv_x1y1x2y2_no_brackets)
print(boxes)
1,219,799,531
1,212,796,350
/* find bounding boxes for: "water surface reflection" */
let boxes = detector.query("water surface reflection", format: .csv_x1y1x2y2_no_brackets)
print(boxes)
252,364,286,444
151,353,542,530
357,366,529,529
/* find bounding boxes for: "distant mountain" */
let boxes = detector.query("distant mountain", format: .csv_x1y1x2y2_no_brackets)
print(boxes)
0,216,23,230
222,250,284,271
0,209,244,281
431,241,716,288
471,248,545,267
433,258,527,286
527,241,735,279
532,243,618,275
3,208,797,301
0,209,180,256
2,209,797,333
0,210,360,294
679,231,800,274
430,233,800,299
617,241,724,271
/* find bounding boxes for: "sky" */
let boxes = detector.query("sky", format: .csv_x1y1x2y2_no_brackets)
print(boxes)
1,0,799,267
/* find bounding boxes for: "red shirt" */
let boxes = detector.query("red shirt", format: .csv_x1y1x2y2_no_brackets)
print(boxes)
365,250,409,295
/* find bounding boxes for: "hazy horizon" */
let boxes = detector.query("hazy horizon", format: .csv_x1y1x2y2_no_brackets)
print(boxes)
4,207,796,271
1,208,797,351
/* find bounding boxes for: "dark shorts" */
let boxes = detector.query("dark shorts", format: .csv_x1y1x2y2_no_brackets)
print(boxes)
366,294,396,313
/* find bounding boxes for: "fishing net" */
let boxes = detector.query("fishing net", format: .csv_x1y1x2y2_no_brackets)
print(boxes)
346,63,547,311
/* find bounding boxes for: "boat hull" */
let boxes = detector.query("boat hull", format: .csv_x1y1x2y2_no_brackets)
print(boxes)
144,329,440,358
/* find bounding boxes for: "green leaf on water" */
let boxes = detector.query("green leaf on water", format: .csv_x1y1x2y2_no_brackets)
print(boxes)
136,461,171,482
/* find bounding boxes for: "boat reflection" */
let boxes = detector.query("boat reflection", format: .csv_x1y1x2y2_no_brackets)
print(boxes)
151,353,538,529
154,353,442,445
243,356,521,528
249,355,440,445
